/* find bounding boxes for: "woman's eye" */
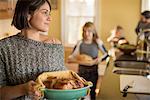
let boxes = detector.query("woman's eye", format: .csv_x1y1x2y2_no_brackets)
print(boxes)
42,11,50,16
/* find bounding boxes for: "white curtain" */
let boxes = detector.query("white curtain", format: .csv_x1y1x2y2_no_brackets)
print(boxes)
141,0,150,12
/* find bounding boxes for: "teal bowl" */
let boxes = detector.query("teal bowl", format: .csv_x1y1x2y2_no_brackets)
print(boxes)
43,85,92,100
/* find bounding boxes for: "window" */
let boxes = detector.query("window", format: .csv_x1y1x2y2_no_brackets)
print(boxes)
141,0,150,12
61,0,99,47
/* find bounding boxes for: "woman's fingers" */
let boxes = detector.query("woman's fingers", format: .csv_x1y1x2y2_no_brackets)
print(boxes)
51,38,61,44
45,38,61,44
34,90,41,97
24,81,42,99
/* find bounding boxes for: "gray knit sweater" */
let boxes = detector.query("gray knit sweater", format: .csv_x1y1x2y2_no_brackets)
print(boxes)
0,33,66,99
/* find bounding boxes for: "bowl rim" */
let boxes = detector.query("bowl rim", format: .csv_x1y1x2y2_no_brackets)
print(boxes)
118,44,136,50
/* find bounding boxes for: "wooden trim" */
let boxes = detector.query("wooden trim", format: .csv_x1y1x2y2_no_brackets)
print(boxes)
0,0,16,19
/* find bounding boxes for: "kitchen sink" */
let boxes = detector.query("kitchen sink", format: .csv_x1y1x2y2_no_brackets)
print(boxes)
113,54,150,78
114,61,149,69
113,67,150,76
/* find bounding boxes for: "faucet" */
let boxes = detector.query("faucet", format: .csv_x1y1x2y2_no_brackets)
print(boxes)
122,81,134,97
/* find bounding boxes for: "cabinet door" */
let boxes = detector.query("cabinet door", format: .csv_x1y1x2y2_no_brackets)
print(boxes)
0,0,17,19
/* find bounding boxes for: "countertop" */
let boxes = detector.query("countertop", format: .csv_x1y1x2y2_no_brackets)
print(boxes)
120,75,150,94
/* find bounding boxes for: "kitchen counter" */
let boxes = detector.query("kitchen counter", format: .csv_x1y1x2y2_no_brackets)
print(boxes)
120,75,150,94
112,49,150,97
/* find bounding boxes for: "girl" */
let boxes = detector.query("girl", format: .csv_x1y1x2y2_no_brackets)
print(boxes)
68,22,108,100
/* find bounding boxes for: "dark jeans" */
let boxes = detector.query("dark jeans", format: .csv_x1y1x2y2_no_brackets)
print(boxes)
78,65,98,100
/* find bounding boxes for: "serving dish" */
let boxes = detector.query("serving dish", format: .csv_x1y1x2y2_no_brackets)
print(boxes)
35,70,92,100
43,85,92,100
117,44,136,55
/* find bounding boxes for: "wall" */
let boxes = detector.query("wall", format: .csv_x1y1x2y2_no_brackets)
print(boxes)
100,0,141,48
48,0,61,40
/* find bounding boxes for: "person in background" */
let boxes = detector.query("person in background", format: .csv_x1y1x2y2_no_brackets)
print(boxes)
135,10,150,35
68,22,109,100
135,11,150,51
107,25,128,48
107,26,129,58
0,0,66,99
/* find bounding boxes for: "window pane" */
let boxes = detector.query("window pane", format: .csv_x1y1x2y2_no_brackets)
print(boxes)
66,0,95,16
67,16,94,44
62,0,96,46
142,0,150,11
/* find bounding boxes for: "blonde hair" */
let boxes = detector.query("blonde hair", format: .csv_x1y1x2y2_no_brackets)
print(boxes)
82,22,99,43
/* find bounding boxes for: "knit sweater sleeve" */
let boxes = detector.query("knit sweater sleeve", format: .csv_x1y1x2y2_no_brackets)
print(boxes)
52,44,67,71
0,49,7,87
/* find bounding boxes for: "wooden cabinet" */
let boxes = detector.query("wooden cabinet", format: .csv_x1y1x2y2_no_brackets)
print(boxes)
0,0,16,19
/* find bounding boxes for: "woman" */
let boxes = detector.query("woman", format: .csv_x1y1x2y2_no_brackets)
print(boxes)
0,0,66,99
68,22,108,100
135,10,150,35
135,11,150,51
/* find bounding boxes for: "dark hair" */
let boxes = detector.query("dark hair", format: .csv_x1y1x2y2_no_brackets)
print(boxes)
12,0,51,30
141,10,150,19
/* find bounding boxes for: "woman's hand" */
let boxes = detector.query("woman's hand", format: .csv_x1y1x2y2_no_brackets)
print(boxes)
0,81,41,100
24,81,42,100
44,38,61,44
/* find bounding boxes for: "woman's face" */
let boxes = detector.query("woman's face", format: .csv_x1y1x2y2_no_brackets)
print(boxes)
146,18,150,23
28,2,51,32
141,15,146,23
83,27,93,41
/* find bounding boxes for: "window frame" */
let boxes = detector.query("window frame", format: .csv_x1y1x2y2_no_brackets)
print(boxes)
141,0,150,12
61,0,100,47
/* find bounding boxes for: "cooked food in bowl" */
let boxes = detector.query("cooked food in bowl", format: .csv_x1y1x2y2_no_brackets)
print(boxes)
43,77,84,90
35,70,92,100
117,44,136,54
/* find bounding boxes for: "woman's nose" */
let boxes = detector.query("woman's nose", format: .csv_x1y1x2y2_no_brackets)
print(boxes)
47,16,52,21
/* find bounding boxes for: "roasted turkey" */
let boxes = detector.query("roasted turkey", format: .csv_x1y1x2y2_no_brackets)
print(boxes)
43,77,84,90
